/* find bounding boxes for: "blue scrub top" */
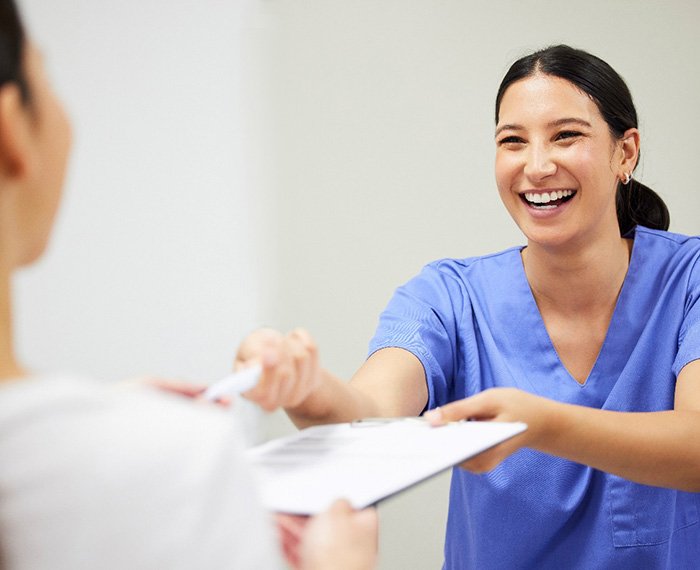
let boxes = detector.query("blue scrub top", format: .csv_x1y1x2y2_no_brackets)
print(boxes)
369,227,700,569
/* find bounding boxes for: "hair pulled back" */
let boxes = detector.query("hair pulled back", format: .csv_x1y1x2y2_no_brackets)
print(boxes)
495,45,669,235
0,0,28,100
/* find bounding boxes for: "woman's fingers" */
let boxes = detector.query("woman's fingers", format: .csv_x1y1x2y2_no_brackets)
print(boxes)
287,328,320,407
424,390,504,425
424,388,538,474
234,327,283,368
235,327,321,412
273,330,308,406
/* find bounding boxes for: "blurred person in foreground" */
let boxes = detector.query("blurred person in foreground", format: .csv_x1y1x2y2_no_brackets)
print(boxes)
0,1,377,568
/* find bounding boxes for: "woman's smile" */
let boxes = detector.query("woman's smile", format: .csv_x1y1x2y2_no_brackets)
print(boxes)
516,188,578,220
520,189,577,208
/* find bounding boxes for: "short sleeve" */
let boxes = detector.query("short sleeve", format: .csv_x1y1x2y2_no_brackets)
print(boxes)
673,255,700,377
368,262,466,410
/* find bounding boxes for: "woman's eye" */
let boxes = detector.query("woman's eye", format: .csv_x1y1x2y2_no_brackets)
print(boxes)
498,136,525,146
556,130,582,141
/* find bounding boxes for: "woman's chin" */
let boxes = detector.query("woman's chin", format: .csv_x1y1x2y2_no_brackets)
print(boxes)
519,222,581,251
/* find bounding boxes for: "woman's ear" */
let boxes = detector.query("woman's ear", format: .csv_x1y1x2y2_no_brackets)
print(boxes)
619,127,640,177
0,83,32,183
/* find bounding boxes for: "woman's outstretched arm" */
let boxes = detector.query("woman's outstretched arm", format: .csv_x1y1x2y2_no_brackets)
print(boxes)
235,328,428,427
427,359,700,492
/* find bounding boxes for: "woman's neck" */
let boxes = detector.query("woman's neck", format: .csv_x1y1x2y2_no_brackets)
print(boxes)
0,271,24,380
522,228,632,317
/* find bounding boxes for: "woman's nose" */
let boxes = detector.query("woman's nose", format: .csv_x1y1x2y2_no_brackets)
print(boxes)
523,145,556,181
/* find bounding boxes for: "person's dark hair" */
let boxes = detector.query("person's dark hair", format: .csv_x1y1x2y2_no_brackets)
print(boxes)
495,44,669,235
0,0,29,102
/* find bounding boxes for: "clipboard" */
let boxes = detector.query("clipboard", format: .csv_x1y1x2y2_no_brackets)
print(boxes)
246,419,527,514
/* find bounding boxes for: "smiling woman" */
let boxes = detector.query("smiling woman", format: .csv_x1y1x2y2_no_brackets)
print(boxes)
234,44,700,569
494,45,669,240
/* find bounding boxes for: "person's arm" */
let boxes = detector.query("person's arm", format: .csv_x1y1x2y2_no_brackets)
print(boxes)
235,328,427,427
426,359,700,491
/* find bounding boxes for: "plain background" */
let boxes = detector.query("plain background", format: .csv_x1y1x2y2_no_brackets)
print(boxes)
14,1,700,569
16,0,268,385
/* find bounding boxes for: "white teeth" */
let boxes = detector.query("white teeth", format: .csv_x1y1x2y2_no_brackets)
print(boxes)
523,189,574,206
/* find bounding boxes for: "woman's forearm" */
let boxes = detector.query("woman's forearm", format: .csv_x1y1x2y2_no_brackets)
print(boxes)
286,348,429,429
540,402,700,491
285,369,383,429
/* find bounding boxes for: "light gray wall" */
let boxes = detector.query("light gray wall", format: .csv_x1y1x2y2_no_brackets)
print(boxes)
15,1,265,389
258,1,700,568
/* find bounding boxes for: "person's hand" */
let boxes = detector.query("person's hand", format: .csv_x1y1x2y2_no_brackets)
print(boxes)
275,513,310,569
424,388,556,473
138,377,206,399
234,328,322,412
299,500,378,570
118,377,232,407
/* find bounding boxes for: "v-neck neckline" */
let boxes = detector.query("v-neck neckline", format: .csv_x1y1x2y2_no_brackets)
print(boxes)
514,235,639,390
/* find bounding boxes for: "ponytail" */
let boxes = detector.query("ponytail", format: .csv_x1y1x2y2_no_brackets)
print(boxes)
616,178,670,236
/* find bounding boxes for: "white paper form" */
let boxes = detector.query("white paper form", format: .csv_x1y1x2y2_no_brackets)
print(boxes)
246,419,526,514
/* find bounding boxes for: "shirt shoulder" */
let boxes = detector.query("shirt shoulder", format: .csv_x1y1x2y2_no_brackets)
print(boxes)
634,226,700,252
633,226,700,278
0,375,279,570
0,375,237,453
423,246,524,282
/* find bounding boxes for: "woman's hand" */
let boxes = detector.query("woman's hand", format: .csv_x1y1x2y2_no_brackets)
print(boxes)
234,328,323,412
424,388,556,473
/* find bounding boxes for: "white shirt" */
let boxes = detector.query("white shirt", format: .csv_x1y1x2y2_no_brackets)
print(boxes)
0,375,281,569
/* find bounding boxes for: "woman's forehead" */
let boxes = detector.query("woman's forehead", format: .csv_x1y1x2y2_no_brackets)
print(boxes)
497,73,603,127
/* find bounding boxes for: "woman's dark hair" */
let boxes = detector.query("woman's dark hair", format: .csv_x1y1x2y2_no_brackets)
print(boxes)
0,0,29,101
495,45,669,235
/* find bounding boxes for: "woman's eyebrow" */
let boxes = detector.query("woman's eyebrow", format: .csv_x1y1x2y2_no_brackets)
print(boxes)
495,123,522,137
495,117,593,138
548,117,592,129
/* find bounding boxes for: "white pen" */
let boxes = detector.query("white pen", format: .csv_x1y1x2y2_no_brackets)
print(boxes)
203,365,263,401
